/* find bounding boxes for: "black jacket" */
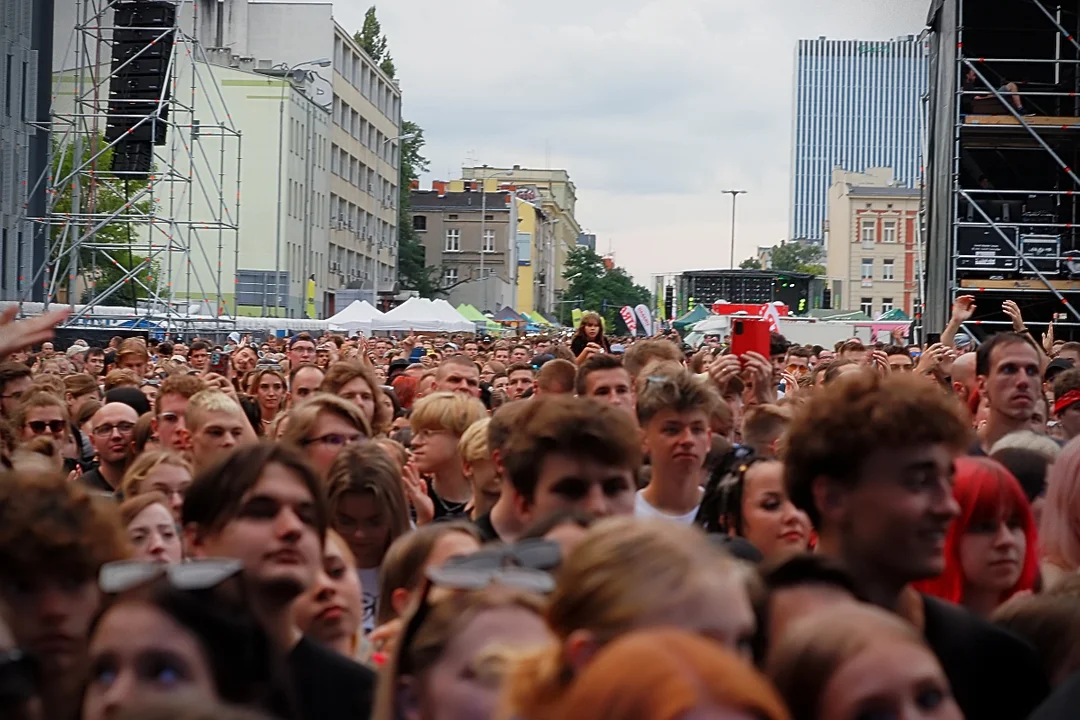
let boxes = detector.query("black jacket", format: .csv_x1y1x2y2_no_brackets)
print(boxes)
922,594,1048,720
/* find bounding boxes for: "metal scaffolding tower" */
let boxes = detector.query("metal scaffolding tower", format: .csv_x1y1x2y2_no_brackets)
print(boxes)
925,0,1080,338
25,0,241,335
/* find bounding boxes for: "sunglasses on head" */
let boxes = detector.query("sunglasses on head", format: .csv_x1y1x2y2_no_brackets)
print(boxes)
99,558,243,595
26,420,65,434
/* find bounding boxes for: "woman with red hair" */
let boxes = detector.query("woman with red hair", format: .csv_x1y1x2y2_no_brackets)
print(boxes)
916,457,1038,617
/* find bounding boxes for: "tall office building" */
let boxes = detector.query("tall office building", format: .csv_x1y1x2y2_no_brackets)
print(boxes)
790,36,928,243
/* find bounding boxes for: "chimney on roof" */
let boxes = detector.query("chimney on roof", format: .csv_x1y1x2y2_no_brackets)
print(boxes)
513,164,521,170
433,180,447,196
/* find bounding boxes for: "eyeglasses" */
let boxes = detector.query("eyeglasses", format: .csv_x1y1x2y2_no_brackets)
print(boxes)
302,432,365,447
0,648,40,706
92,421,136,438
99,558,243,595
26,420,66,434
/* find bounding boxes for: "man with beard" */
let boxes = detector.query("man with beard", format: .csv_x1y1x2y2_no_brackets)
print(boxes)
786,371,1048,720
975,332,1043,455
183,442,375,720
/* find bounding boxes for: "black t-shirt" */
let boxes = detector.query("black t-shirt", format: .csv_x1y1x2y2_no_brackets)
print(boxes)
286,636,376,720
922,595,1048,720
79,467,119,498
426,478,471,521
1030,668,1080,720
473,511,501,544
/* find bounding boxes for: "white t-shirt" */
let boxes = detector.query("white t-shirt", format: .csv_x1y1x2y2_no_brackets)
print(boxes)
358,567,380,634
634,489,700,525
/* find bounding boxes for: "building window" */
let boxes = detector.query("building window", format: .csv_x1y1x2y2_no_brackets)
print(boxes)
443,267,458,286
445,228,460,252
860,220,875,246
483,229,495,253
882,298,894,314
860,297,873,316
861,258,873,280
883,220,897,243
413,215,427,231
882,258,895,281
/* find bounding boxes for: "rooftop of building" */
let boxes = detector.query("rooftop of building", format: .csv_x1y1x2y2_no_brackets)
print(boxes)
409,189,513,211
846,185,921,197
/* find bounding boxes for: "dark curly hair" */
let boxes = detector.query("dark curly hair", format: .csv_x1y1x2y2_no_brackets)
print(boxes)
0,471,129,583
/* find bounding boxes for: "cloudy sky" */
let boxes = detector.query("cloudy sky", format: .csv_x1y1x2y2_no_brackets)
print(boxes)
332,0,929,284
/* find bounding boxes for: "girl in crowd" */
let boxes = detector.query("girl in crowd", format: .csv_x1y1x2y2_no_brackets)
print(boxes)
119,450,193,521
322,362,389,434
505,518,755,720
375,586,550,720
1040,436,1080,590
378,387,402,437
250,368,287,434
523,629,790,720
768,604,962,720
83,564,278,720
698,456,812,563
371,522,483,653
915,457,1038,617
391,375,418,412
327,443,412,634
118,493,183,565
279,394,371,478
292,529,366,660
409,392,488,522
570,311,610,363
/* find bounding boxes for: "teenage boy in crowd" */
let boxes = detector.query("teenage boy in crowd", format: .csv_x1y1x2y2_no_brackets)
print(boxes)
785,370,1048,720
575,353,636,419
0,361,32,420
502,394,640,524
534,358,576,396
153,372,208,452
473,401,532,543
181,389,259,472
505,363,536,401
289,364,326,408
115,337,149,379
288,333,318,369
0,472,129,720
433,355,482,398
740,404,793,460
1052,367,1080,441
634,368,718,523
183,442,375,720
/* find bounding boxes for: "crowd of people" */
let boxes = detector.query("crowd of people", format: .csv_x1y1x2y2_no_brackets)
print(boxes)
4,297,1080,720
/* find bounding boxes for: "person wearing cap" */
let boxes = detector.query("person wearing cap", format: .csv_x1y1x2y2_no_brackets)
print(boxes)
609,343,626,355
1052,367,1080,440
288,333,317,369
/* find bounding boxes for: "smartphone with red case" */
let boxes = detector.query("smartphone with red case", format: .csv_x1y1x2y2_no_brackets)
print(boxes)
730,318,771,358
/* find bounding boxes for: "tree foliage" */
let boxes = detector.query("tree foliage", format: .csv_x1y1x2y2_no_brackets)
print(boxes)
50,136,156,305
769,241,825,276
739,256,762,270
561,246,652,331
353,7,397,79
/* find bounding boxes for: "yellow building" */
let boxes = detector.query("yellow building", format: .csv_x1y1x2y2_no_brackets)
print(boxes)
515,197,539,313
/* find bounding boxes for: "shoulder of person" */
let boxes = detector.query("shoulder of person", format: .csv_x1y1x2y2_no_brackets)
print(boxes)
293,636,377,686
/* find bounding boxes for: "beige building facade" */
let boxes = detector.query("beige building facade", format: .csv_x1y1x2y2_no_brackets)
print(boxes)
825,167,921,318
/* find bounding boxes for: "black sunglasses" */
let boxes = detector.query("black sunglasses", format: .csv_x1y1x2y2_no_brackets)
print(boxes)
99,558,243,595
26,420,65,434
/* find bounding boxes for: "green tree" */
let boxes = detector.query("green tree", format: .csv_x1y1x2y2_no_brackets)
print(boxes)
739,256,762,270
561,246,652,331
50,136,156,305
354,7,389,72
769,240,825,276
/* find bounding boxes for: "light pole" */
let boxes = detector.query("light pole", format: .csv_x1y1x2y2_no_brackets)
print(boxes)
477,165,512,312
722,189,747,269
274,57,330,318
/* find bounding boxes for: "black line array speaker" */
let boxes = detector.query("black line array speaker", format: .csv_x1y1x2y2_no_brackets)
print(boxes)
105,0,176,176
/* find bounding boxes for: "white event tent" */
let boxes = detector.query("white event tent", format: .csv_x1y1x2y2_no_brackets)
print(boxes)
326,300,383,335
371,297,476,333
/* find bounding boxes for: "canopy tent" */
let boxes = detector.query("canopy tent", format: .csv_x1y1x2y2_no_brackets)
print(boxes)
372,297,475,333
431,299,481,333
673,304,711,332
691,315,731,335
326,300,383,334
457,304,502,332
876,308,911,322
492,306,528,325
526,311,552,327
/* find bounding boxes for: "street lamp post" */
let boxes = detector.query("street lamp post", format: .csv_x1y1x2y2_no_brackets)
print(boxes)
722,189,747,269
274,58,330,319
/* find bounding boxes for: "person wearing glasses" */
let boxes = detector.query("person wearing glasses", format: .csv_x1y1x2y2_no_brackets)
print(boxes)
119,450,193,522
80,402,139,494
15,391,70,447
182,443,377,720
0,361,32,421
409,392,488,523
152,373,208,453
83,558,279,720
0,471,129,720
180,390,258,474
280,394,372,479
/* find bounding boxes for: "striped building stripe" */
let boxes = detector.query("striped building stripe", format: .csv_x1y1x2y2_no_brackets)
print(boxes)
790,36,928,243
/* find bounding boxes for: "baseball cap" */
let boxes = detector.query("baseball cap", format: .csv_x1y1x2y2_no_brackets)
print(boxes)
609,343,626,355
1046,357,1074,381
66,345,87,358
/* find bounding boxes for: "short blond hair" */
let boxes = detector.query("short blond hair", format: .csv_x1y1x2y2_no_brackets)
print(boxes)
117,337,149,360
410,391,487,437
458,418,490,464
185,390,244,433
104,368,140,392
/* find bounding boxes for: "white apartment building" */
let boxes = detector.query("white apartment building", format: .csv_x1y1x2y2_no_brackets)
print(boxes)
825,167,922,318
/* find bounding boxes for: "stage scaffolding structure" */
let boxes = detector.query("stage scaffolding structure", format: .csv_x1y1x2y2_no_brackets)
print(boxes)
925,0,1080,338
24,0,242,335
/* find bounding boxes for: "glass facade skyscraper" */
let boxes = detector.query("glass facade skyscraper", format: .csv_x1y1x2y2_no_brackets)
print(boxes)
791,36,928,243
